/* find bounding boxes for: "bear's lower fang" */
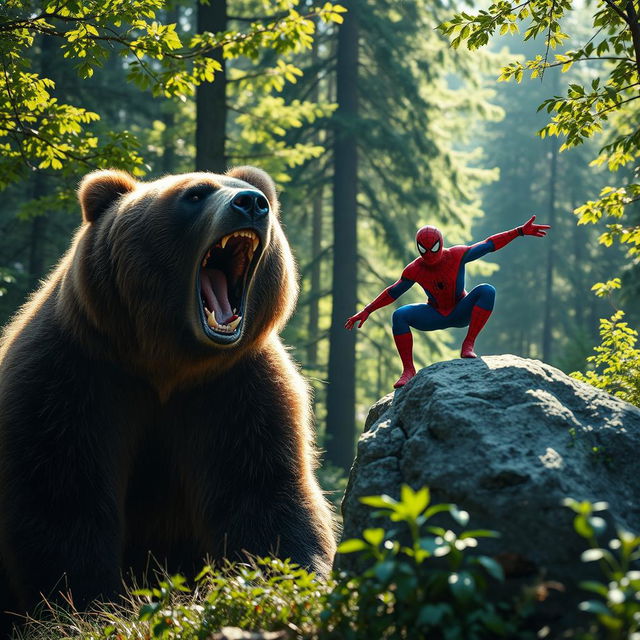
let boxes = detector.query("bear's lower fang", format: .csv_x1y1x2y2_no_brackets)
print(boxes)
206,310,242,333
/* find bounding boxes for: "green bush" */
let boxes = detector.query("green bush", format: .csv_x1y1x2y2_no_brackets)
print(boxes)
134,558,331,639
571,279,640,408
564,498,640,640
320,485,519,639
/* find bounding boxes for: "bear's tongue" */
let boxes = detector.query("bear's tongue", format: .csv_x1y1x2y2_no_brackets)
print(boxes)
201,268,235,325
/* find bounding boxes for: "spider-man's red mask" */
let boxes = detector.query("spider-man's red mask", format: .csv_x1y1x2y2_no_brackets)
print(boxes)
416,226,443,265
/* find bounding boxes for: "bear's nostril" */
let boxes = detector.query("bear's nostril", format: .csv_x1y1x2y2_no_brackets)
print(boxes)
256,195,269,215
232,194,252,213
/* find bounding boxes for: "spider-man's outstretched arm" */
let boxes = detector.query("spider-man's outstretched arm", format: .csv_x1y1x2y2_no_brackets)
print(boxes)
345,276,415,329
464,215,550,263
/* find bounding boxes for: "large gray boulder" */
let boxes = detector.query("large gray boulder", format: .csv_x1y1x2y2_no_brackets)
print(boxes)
341,355,640,585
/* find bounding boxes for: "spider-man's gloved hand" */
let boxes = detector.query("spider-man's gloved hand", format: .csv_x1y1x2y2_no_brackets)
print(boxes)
521,215,550,237
487,215,551,250
345,309,370,330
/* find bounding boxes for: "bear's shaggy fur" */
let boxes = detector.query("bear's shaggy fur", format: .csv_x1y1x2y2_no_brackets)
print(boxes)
0,167,335,629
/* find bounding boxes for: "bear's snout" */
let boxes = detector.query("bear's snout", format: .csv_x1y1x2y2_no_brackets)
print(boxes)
230,190,270,221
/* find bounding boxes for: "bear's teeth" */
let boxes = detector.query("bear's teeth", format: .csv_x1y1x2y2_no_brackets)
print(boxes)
219,230,259,252
206,309,241,333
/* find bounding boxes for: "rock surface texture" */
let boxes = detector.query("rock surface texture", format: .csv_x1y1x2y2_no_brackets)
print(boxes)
341,354,640,586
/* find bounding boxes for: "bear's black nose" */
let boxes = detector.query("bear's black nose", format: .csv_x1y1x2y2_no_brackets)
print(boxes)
231,191,270,219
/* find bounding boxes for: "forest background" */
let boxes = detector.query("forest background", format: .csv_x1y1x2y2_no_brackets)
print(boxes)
1,0,639,478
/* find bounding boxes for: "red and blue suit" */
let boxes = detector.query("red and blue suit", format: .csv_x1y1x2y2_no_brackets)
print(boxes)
345,216,550,388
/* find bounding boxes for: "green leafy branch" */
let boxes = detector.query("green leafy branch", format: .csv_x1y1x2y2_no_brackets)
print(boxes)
0,0,345,187
5,1,346,97
571,279,640,406
564,498,640,638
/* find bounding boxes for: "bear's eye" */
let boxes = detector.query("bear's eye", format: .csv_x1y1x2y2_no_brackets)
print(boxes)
183,185,215,203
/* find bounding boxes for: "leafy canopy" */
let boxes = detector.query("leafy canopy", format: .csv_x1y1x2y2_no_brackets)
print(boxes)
437,0,640,257
0,0,346,187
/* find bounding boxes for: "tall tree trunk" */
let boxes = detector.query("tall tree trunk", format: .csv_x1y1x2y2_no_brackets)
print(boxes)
571,194,586,332
325,3,358,471
542,135,559,362
307,194,323,366
196,0,227,173
162,105,177,173
28,33,56,291
161,6,179,174
307,35,324,368
28,181,47,291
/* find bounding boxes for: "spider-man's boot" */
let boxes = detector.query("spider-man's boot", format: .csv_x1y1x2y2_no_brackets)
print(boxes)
393,332,416,388
461,305,492,358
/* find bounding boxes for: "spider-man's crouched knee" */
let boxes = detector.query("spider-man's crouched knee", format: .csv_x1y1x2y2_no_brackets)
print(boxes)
473,283,496,310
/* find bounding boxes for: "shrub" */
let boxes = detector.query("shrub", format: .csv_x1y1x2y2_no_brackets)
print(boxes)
564,498,640,640
320,485,519,639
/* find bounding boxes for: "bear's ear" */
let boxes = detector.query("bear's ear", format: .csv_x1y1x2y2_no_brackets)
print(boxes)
226,166,279,213
78,170,137,223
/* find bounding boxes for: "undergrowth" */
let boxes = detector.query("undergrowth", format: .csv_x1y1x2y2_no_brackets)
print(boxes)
13,487,640,640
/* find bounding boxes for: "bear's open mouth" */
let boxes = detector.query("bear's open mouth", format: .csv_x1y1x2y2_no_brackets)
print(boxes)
198,229,261,340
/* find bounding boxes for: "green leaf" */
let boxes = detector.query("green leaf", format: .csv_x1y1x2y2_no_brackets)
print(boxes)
574,515,594,538
337,538,368,553
589,516,607,536
424,503,454,519
460,529,500,539
579,599,612,615
374,560,396,583
579,580,609,596
449,506,469,526
581,548,606,562
194,565,212,581
417,603,451,626
474,555,505,581
400,484,430,517
448,570,475,601
360,494,397,509
139,602,161,620
363,528,385,546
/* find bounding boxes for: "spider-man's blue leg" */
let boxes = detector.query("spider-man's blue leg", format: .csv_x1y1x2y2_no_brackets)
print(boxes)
391,304,451,388
447,284,496,357
390,284,496,386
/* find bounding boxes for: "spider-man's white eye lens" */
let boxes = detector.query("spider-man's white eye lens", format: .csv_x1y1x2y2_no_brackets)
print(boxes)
431,240,441,252
417,242,426,255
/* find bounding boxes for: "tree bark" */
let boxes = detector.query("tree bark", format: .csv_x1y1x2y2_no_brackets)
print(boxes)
325,2,358,471
307,193,323,366
28,33,56,291
307,35,324,368
624,0,640,81
542,135,559,362
196,0,227,173
571,194,587,332
28,189,47,292
161,6,179,174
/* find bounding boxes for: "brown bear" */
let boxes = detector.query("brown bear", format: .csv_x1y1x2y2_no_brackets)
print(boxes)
0,167,335,630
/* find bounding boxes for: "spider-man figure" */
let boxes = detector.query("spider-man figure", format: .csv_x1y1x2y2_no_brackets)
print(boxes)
345,216,550,388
